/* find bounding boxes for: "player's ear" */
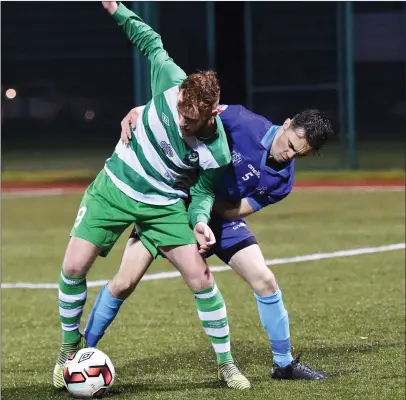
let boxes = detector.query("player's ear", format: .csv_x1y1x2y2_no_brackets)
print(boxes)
211,100,220,117
283,118,291,130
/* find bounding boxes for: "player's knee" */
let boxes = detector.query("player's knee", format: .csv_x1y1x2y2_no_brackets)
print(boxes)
62,237,99,278
252,269,278,296
109,275,137,300
62,258,87,278
186,267,214,292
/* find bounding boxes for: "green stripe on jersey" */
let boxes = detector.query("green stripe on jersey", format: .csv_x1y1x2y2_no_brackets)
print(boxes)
142,101,186,175
203,115,231,167
129,126,173,187
106,153,179,199
153,88,192,162
162,86,231,170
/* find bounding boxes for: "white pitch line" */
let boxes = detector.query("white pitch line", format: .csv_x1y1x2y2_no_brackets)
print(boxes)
2,243,404,290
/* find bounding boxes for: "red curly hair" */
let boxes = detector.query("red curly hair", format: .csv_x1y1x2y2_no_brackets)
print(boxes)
178,70,220,117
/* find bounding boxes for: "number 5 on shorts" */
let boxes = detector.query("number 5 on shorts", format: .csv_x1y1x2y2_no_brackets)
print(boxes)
74,206,87,228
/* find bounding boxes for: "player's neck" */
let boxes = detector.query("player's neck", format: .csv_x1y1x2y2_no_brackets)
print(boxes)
197,118,217,140
266,156,286,171
269,127,284,158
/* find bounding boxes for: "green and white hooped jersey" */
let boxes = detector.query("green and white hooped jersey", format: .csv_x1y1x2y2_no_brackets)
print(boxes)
104,85,230,206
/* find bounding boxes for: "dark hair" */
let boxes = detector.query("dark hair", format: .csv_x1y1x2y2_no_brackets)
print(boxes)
291,109,333,154
179,70,220,116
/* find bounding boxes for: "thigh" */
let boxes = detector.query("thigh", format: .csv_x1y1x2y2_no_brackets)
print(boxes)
136,200,196,259
109,238,154,298
227,244,277,295
206,213,255,261
118,238,154,284
228,244,270,282
159,244,213,292
70,170,134,257
62,236,102,277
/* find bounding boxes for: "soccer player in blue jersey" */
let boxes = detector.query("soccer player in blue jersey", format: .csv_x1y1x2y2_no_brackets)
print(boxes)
84,104,333,381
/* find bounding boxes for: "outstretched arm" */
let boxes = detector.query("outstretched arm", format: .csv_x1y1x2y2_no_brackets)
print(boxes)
102,1,186,95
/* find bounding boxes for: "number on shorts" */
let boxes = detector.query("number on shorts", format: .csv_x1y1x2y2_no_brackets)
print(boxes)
74,206,87,228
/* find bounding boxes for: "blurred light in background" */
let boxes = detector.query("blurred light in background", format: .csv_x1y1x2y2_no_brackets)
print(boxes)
5,88,17,99
84,109,95,121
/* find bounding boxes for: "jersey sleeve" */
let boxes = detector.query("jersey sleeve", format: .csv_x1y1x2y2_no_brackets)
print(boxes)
112,3,186,96
246,192,290,212
188,167,227,228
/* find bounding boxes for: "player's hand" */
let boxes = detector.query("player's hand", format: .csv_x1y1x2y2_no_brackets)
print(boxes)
120,106,144,145
194,222,216,254
102,1,118,15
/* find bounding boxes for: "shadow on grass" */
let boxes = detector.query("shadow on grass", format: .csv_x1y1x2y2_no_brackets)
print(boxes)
2,340,402,399
296,341,403,358
1,386,72,400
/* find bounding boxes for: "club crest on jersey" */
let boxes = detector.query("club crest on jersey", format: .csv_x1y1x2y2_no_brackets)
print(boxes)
78,351,94,363
160,141,173,157
183,151,199,166
162,112,170,126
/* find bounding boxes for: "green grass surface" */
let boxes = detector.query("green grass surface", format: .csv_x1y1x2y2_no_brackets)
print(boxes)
2,190,405,399
2,140,405,185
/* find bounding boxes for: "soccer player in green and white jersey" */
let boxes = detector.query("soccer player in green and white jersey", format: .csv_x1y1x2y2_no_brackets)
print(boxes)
53,1,250,391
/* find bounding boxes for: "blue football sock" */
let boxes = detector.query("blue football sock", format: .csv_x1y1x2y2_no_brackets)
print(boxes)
254,287,293,367
84,285,124,347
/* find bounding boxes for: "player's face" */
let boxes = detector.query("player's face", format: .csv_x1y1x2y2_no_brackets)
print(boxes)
177,90,218,137
178,108,212,137
271,119,312,163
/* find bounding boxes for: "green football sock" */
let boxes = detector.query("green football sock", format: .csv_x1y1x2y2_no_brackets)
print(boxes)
58,270,87,344
194,282,233,365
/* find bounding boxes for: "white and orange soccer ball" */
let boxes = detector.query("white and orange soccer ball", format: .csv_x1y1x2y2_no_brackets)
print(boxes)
63,348,115,398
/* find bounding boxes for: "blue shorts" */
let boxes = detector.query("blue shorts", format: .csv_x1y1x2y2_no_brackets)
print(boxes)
129,212,257,264
204,213,256,261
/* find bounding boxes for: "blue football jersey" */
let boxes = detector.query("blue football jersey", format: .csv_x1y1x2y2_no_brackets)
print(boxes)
216,104,295,211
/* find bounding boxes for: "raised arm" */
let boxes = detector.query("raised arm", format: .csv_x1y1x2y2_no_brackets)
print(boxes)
102,1,186,95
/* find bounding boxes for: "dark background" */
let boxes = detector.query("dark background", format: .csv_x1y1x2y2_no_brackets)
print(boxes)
1,1,405,168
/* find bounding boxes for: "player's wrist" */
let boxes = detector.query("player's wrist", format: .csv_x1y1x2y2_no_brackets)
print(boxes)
192,217,209,230
110,1,133,23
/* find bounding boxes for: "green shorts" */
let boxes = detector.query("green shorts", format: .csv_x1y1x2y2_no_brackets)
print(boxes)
70,169,196,258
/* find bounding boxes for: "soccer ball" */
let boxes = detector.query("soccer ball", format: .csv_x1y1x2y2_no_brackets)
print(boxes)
63,348,115,398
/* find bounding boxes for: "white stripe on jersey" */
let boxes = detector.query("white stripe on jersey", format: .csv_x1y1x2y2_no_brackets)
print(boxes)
114,141,186,197
164,86,220,171
147,99,191,170
133,116,178,182
104,165,181,205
